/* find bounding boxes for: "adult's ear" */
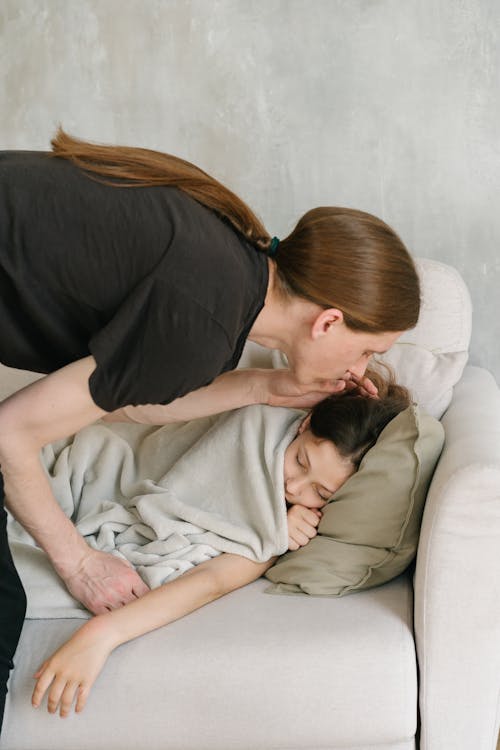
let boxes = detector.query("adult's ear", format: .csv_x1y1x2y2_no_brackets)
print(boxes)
311,308,344,340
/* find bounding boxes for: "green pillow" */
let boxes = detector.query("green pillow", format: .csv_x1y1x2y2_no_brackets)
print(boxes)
265,404,444,597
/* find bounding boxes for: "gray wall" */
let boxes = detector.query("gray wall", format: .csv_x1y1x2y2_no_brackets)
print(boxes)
2,0,499,381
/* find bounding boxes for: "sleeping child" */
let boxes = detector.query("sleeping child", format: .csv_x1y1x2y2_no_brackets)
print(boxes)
8,374,410,716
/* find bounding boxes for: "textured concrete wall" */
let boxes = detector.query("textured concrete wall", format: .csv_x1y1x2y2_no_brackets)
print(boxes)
1,0,499,381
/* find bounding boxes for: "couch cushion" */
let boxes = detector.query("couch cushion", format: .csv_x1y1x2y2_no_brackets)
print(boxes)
3,576,416,750
265,404,444,596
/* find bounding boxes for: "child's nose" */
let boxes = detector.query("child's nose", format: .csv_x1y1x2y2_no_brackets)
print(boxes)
286,476,305,496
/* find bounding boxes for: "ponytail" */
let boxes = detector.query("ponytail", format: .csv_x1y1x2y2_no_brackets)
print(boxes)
51,129,420,333
50,128,271,250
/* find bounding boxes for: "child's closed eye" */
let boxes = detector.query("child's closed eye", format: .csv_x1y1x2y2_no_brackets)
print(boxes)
296,453,305,468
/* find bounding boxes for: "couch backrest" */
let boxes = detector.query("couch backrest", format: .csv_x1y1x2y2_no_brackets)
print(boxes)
390,257,471,354
377,257,471,418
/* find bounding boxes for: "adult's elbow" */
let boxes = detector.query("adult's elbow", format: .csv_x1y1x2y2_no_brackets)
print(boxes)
0,400,40,466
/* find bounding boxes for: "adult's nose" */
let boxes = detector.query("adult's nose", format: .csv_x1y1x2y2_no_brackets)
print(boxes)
349,355,370,380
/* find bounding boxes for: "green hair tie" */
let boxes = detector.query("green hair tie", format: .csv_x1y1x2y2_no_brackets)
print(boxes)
268,236,280,258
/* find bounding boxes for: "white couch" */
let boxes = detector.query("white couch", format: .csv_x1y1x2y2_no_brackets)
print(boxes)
1,258,499,750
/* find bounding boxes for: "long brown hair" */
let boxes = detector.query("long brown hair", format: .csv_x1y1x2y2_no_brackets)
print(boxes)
51,129,420,332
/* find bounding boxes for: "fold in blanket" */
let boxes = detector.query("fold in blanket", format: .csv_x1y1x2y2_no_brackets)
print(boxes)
7,405,303,618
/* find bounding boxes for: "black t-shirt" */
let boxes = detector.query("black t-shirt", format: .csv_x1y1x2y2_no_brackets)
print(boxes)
0,151,268,410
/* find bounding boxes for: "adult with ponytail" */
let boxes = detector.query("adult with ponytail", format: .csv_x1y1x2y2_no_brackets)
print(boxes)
0,131,420,729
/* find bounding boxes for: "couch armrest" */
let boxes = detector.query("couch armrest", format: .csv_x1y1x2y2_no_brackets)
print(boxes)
414,366,500,750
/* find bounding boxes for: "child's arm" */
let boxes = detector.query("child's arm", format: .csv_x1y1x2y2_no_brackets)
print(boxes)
32,553,275,718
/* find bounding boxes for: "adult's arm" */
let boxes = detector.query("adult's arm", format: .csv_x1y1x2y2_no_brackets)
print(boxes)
104,367,351,425
0,353,338,610
32,553,275,717
0,356,149,613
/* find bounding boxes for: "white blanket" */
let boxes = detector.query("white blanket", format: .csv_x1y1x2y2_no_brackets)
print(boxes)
7,405,302,619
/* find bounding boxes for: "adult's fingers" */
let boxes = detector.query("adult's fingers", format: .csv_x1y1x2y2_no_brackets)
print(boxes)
112,576,149,606
90,602,114,615
348,372,379,397
317,379,347,393
85,574,148,612
132,578,150,598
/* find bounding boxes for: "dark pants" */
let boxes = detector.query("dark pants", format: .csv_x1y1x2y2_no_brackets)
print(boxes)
0,472,27,733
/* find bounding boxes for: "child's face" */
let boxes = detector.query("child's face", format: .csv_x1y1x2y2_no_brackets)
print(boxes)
283,421,354,509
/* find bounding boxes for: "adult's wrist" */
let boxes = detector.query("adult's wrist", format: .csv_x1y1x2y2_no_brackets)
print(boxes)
245,369,272,406
51,533,94,581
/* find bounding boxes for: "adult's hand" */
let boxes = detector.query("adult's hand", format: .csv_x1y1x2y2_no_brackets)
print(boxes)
262,369,350,409
343,371,379,398
261,368,380,409
62,548,150,615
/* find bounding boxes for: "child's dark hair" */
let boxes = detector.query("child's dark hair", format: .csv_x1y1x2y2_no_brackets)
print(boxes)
309,367,411,468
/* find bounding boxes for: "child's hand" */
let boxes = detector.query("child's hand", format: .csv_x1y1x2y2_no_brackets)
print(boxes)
32,615,117,717
286,504,322,551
